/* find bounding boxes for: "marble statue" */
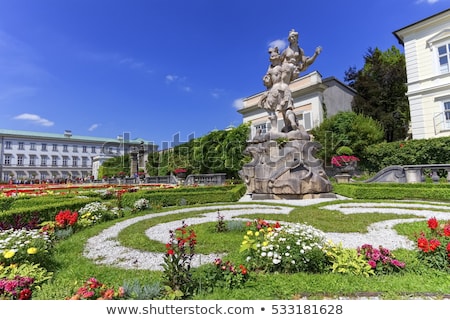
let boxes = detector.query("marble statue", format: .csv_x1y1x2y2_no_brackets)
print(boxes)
240,29,334,200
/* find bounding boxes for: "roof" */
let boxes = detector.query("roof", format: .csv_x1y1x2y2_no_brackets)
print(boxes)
393,8,450,45
0,128,153,145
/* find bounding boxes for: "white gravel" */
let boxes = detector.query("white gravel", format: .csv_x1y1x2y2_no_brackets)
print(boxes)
83,196,450,270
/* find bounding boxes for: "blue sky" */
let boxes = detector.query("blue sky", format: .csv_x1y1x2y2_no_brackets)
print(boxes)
0,0,449,149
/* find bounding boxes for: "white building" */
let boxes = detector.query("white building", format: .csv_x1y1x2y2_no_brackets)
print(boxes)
0,129,154,182
238,71,356,139
394,8,450,139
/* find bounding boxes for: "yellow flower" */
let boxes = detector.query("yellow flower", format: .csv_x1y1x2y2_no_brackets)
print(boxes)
3,250,15,259
255,231,260,237
246,230,253,236
27,247,38,255
262,241,269,246
241,240,248,245
267,227,272,232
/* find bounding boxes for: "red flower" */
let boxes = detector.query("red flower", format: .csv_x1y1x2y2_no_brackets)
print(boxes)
429,238,441,252
447,242,450,252
167,249,174,255
19,288,32,300
427,217,439,230
443,224,450,237
417,236,429,252
239,264,248,275
55,209,78,228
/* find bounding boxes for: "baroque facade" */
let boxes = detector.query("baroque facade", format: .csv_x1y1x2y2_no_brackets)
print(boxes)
238,71,356,139
394,8,450,139
0,129,153,182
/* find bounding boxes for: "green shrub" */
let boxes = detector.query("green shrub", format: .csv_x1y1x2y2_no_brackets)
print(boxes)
325,242,374,277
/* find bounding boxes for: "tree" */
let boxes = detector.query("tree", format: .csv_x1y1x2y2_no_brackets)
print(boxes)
98,155,130,178
145,123,250,179
344,46,409,142
310,111,385,169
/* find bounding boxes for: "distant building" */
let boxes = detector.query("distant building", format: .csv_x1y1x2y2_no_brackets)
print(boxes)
238,71,356,139
394,8,450,139
0,129,154,182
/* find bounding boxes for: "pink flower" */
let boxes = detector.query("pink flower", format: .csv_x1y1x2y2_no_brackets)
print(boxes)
368,260,377,268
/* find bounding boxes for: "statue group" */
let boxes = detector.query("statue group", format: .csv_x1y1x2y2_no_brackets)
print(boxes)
240,29,334,200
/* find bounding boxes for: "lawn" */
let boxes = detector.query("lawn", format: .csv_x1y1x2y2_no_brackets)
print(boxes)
1,183,450,300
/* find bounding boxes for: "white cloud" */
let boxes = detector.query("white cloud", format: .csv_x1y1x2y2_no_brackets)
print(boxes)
233,98,244,110
165,74,179,83
88,123,100,131
415,0,440,4
13,113,54,126
268,39,287,51
211,88,225,99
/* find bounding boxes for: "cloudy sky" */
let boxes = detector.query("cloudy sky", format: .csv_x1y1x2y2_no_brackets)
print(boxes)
0,0,449,148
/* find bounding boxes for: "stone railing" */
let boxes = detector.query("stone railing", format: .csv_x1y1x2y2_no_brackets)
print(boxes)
363,164,450,183
144,175,177,184
184,173,227,186
403,164,450,183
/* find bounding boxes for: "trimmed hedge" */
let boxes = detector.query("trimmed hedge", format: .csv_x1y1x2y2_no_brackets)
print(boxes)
362,136,450,173
121,184,247,207
0,197,102,225
333,183,450,201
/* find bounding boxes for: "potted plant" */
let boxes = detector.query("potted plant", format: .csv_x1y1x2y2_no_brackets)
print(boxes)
138,171,146,179
174,168,187,179
331,146,359,174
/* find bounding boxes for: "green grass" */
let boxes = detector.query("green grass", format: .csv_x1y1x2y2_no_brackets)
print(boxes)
31,198,450,300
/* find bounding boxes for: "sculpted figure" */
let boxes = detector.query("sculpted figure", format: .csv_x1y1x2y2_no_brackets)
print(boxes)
281,29,322,79
257,29,321,137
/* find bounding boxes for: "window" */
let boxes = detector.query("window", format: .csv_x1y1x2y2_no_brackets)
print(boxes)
4,155,11,165
42,143,47,151
18,142,24,150
5,141,11,149
82,157,88,167
73,145,78,152
52,156,58,166
62,157,69,166
52,144,58,151
437,43,450,74
30,143,36,150
63,145,68,152
254,123,268,134
41,156,47,166
29,155,36,166
444,101,450,129
91,146,96,153
82,146,87,153
17,155,24,166
72,157,78,167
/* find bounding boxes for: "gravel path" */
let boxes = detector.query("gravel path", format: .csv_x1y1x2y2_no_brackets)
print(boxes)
83,197,450,271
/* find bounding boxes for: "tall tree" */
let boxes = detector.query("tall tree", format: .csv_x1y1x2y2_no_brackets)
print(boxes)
344,46,409,142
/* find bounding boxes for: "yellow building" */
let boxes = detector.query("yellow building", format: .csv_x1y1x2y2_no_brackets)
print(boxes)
238,71,356,139
394,8,450,139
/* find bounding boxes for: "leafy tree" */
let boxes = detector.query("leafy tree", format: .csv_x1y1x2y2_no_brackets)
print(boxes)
146,123,250,179
344,46,409,142
98,154,130,178
310,111,384,168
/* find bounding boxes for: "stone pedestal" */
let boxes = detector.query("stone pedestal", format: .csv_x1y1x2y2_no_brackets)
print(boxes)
335,173,351,183
239,132,335,200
